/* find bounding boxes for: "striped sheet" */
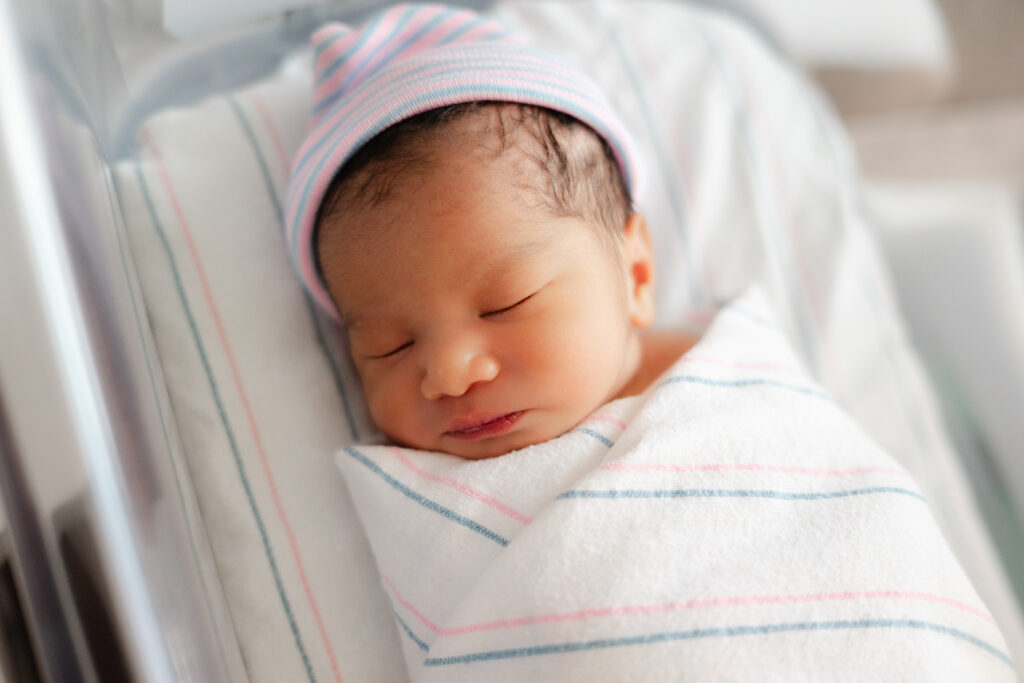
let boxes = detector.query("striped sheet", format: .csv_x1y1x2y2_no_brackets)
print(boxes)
337,288,1014,681
111,1,1022,681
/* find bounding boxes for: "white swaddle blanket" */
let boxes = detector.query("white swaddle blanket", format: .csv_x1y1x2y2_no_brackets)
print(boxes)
336,289,1015,682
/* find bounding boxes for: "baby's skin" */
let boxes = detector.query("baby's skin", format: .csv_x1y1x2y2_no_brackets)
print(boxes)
319,110,695,459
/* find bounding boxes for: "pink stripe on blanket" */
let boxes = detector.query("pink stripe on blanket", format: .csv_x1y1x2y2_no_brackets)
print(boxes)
142,130,344,683
388,581,995,638
383,575,443,634
584,413,628,431
388,447,532,525
600,461,912,479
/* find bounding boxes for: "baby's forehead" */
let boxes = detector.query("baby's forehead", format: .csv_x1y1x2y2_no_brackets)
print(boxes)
325,124,565,238
334,233,612,343
336,232,568,330
316,103,626,316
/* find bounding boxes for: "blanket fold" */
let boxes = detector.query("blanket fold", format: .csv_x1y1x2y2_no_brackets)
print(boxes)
337,288,1014,682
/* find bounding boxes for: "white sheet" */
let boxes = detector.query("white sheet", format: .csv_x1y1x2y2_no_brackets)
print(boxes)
113,1,1023,680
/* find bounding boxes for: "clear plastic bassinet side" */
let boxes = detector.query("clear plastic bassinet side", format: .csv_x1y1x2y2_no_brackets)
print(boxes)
0,0,247,680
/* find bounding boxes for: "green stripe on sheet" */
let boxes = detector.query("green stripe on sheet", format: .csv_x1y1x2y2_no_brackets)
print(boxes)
225,93,361,443
135,159,317,683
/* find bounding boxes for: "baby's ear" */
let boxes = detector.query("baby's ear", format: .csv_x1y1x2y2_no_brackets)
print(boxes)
621,213,656,328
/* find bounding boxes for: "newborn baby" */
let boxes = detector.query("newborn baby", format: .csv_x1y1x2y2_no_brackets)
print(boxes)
317,103,695,459
287,3,694,459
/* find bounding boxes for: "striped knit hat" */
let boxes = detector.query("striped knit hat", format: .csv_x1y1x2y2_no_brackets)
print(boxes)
285,3,643,319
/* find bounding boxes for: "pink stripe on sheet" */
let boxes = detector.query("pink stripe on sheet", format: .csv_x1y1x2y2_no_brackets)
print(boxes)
600,461,911,479
382,575,442,633
385,575,995,638
724,32,827,343
387,447,532,525
247,91,291,173
142,130,345,683
747,72,827,339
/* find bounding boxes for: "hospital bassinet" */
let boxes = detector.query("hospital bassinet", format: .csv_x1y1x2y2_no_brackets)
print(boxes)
1,0,1022,681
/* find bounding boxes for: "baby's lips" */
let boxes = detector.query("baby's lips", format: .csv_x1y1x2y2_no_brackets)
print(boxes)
444,411,526,439
446,411,507,433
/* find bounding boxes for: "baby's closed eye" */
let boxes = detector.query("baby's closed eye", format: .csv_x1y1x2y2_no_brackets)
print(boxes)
349,330,413,360
350,285,546,360
482,291,538,320
367,341,413,359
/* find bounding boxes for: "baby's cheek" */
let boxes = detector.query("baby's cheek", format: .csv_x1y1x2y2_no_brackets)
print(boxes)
524,322,620,404
363,369,416,438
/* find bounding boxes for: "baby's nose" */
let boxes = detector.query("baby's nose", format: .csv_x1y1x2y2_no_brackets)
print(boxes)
420,336,499,399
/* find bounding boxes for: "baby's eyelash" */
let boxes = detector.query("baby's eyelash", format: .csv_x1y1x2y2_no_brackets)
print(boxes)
370,341,412,359
483,293,535,318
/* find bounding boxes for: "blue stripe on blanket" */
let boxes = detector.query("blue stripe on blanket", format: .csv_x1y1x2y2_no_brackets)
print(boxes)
423,618,1013,668
393,611,430,652
662,375,830,400
576,428,614,448
557,487,925,502
343,447,509,546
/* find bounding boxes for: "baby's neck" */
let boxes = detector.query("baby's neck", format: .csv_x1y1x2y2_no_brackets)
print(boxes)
613,330,697,399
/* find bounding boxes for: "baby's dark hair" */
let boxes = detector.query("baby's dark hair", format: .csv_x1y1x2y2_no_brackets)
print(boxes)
314,102,633,262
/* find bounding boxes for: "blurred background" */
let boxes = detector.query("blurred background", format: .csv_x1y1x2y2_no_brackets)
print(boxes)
813,0,1024,183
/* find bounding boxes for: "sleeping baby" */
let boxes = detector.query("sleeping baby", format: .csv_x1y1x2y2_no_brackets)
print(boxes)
285,3,1015,681
287,8,695,461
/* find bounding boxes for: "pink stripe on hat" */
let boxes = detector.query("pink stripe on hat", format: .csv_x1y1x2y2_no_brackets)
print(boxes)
285,2,644,320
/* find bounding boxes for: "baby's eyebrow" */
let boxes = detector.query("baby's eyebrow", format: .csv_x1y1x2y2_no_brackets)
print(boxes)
340,310,369,331
336,301,367,330
494,238,550,270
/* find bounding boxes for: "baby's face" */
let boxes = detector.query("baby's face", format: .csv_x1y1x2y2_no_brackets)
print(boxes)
320,137,651,459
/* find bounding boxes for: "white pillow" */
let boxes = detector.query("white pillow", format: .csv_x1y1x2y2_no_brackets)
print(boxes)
113,1,1021,680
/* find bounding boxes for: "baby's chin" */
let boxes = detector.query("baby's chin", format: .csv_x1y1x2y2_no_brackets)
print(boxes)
439,434,543,460
437,428,554,460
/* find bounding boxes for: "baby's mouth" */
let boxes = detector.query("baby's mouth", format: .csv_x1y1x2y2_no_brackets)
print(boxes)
444,411,526,440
